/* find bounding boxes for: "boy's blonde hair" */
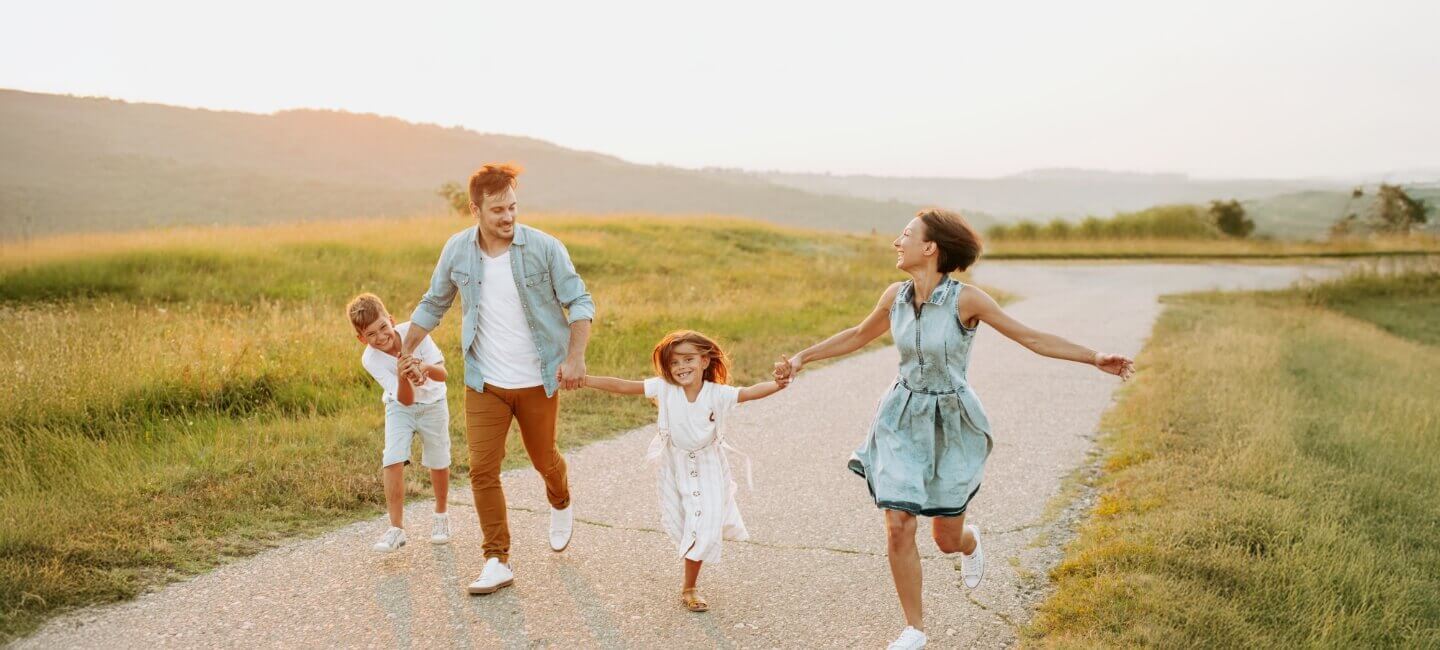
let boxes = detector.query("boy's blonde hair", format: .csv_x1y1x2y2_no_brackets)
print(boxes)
346,293,389,333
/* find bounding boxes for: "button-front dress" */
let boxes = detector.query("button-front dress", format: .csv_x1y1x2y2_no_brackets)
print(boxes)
849,278,994,517
644,378,750,562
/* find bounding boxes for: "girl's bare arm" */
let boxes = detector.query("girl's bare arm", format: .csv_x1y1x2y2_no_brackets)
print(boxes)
583,375,647,395
737,380,785,403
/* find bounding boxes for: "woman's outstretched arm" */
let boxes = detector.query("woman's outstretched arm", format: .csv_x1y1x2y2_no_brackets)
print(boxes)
775,282,902,381
959,286,1133,378
582,375,647,395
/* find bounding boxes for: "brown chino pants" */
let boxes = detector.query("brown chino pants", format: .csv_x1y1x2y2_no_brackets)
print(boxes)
464,384,570,563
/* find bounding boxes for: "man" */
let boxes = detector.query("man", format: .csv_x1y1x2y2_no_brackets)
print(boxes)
400,162,594,595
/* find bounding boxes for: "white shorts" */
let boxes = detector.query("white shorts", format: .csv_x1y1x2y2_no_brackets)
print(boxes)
382,399,451,469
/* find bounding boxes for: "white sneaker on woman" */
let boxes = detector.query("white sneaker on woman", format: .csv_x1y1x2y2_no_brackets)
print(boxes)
960,524,984,589
467,557,514,595
372,526,406,553
887,626,927,649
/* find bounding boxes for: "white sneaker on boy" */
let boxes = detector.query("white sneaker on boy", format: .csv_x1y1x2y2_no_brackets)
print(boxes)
887,625,927,649
467,557,514,595
430,512,451,545
373,526,406,553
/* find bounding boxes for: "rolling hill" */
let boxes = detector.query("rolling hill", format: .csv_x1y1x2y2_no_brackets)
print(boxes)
0,89,928,239
750,168,1427,238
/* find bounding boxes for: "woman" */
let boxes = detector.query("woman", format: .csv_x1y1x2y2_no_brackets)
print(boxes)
773,209,1133,650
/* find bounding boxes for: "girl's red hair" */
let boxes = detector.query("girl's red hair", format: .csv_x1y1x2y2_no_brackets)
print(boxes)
652,330,730,386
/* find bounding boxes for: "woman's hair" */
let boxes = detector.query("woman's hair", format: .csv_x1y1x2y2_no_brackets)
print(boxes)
468,162,523,207
918,208,984,273
652,330,731,386
346,292,389,333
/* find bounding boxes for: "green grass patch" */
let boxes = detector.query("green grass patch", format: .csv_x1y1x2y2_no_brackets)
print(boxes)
1026,269,1440,648
0,213,955,640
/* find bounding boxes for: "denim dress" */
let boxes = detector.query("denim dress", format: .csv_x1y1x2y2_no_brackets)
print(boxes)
848,277,994,517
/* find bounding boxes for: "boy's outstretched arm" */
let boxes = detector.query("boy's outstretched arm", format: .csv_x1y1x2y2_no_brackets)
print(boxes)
737,380,785,404
583,375,646,395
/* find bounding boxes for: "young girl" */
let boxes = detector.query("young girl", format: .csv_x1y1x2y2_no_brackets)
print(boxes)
584,330,788,612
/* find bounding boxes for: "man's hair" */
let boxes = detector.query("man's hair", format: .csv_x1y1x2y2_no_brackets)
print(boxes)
346,293,389,333
652,330,731,386
467,163,523,208
918,208,984,273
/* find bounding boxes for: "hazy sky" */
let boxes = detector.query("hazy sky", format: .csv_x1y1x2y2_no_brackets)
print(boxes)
3,0,1437,179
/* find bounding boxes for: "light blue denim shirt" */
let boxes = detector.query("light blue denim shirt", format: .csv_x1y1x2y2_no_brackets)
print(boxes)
410,224,595,397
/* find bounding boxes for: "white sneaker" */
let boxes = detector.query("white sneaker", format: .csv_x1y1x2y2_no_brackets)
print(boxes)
430,512,451,545
960,524,984,589
467,557,514,595
549,505,573,552
887,626,927,649
373,526,406,553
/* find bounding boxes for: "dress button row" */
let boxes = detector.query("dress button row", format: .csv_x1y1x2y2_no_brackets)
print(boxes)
692,491,700,496
689,471,697,477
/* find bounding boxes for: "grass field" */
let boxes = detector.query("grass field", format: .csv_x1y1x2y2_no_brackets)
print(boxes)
0,213,935,641
1026,265,1440,647
985,235,1440,260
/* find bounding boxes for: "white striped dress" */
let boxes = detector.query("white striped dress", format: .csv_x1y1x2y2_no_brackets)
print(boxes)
643,377,749,563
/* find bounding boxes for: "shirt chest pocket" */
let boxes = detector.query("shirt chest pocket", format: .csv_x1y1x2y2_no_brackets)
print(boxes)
524,271,551,289
450,270,475,303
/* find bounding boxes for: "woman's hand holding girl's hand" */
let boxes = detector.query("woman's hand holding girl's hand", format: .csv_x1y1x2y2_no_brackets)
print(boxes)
772,354,802,386
1093,352,1134,380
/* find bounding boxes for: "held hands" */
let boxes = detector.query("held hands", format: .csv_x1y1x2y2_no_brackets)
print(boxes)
398,354,427,386
1093,352,1135,380
557,357,586,390
771,354,801,387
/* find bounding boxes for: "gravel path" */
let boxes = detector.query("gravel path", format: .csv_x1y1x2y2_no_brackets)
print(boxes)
18,262,1342,649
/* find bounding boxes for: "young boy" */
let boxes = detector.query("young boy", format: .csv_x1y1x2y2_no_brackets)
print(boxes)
347,293,452,552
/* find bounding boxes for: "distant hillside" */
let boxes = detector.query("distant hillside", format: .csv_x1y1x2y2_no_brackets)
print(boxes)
0,89,924,239
1244,186,1440,239
754,168,1368,235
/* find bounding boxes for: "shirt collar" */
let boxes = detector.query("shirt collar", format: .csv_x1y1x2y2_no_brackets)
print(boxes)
901,277,954,305
470,223,529,248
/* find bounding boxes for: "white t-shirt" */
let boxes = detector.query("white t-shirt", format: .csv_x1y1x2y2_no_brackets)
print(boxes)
361,321,447,404
644,377,741,451
473,249,545,389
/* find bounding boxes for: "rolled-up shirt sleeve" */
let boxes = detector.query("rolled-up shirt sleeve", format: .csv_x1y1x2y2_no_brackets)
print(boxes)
410,244,456,331
549,239,595,324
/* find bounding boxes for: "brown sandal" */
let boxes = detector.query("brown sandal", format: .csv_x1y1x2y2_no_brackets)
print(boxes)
680,587,709,613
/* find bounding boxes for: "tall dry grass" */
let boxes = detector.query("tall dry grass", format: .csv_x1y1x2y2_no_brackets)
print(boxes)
1027,267,1440,647
0,213,918,640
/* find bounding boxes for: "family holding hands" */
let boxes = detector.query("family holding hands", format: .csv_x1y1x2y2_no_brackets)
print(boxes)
346,163,1133,649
